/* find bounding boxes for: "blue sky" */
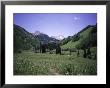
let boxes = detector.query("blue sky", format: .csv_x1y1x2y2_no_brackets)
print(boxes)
13,13,97,38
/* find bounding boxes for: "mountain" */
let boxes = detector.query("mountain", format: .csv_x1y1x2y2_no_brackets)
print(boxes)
61,24,97,50
32,30,41,35
14,24,39,53
51,35,65,40
33,31,59,43
14,23,97,53
14,24,59,53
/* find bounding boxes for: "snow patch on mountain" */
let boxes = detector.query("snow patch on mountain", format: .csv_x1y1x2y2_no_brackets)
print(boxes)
51,35,65,40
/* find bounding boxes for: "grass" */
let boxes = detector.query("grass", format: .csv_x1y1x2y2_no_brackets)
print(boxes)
61,27,93,50
14,50,97,75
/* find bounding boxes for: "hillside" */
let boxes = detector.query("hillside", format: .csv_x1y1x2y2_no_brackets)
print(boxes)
61,24,97,50
14,24,40,53
14,24,59,53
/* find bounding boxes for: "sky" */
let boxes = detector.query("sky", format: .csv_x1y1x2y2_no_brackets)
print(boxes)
13,13,97,38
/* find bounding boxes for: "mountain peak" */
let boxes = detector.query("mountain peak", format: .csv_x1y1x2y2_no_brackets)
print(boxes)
33,30,41,35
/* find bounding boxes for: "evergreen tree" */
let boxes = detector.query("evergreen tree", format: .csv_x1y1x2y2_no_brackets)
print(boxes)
83,49,87,58
41,44,46,53
87,48,91,59
40,42,42,53
77,49,79,57
69,50,71,55
56,44,61,55
34,45,37,53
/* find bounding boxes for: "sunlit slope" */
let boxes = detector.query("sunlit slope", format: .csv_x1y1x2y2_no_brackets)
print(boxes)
61,25,97,49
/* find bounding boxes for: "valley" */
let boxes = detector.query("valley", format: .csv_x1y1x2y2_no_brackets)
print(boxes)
14,24,97,75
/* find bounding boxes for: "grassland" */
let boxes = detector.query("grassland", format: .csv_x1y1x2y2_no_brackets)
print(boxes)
61,27,93,49
14,50,97,75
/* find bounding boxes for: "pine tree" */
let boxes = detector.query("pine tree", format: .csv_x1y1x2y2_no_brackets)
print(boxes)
83,48,87,58
87,48,91,59
77,50,79,57
40,42,42,53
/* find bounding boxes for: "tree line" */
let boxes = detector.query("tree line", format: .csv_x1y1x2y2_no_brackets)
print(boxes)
34,42,61,55
34,41,96,60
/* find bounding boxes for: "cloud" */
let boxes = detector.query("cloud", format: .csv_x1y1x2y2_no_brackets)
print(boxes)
73,17,80,21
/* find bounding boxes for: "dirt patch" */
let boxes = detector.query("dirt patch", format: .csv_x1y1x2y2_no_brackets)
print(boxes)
49,68,60,75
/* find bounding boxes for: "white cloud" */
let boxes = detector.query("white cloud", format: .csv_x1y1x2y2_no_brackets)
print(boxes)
73,17,80,20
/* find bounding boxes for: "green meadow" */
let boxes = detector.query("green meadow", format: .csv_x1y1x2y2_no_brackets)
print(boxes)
14,50,97,75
